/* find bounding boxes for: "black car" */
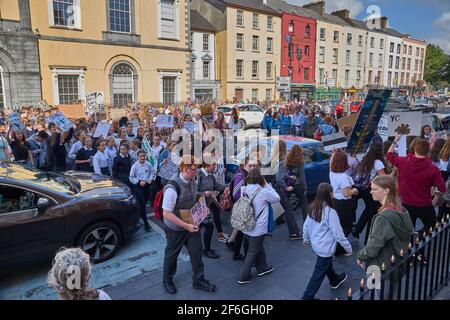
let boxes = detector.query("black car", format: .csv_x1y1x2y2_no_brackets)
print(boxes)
0,162,140,274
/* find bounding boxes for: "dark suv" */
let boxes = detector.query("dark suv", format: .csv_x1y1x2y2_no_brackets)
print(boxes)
0,162,140,273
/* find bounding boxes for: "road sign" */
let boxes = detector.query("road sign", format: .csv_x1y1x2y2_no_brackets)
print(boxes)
277,77,291,92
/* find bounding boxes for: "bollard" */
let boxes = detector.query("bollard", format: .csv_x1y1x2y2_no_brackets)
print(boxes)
348,288,352,301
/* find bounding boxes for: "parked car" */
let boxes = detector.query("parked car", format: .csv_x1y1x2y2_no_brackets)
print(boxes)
218,104,265,129
411,98,437,112
0,162,140,274
350,101,363,114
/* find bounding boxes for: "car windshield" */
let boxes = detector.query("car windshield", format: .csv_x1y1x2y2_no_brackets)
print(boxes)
414,99,427,104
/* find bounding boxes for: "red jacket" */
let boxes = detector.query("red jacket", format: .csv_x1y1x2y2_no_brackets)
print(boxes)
386,152,446,207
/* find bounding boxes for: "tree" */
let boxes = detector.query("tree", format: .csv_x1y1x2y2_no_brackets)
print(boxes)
424,44,449,86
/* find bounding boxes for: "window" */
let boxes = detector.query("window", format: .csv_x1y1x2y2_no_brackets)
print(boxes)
387,71,392,87
0,66,4,109
390,42,394,53
190,32,193,48
162,76,176,104
267,37,273,53
288,21,294,33
397,44,401,54
402,57,406,70
370,37,375,48
252,89,258,102
320,28,326,41
369,53,374,67
408,46,412,55
52,0,79,27
346,50,350,65
0,186,54,215
305,45,310,56
319,46,325,63
358,35,363,47
421,48,424,58
109,0,131,33
319,68,324,84
267,16,273,31
58,75,80,104
403,45,407,54
236,60,243,78
400,72,404,85
305,25,311,38
406,73,410,85
395,57,400,69
407,58,411,70
394,72,399,85
368,70,373,83
252,61,259,78
357,52,362,66
377,71,382,84
420,60,423,71
380,38,384,49
202,34,209,51
415,59,418,71
203,61,210,79
345,70,349,87
266,62,273,79
112,63,134,107
252,36,259,51
332,69,337,83
333,49,338,64
236,10,243,26
356,70,361,86
195,89,213,102
416,47,420,56
378,54,383,68
253,13,259,29
265,89,272,101
346,33,352,45
236,33,244,50
304,68,309,81
389,55,393,68
334,31,339,43
160,0,177,38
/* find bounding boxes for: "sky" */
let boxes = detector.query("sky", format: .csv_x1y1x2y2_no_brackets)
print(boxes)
285,0,450,53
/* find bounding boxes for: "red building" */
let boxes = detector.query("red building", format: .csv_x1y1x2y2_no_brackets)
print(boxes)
280,13,316,100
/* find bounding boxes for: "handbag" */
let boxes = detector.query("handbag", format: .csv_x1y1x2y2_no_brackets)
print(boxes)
313,126,322,141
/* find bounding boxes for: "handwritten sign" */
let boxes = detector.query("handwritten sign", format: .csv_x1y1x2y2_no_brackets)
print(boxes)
85,91,105,114
183,121,195,134
46,112,73,132
190,196,209,227
387,111,422,136
58,104,86,119
158,158,179,180
93,122,111,138
8,112,25,131
156,115,174,128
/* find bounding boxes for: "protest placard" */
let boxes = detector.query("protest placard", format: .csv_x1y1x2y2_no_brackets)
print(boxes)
156,115,174,128
93,122,111,138
85,92,105,114
158,158,179,180
58,104,86,119
190,196,209,227
46,112,73,132
37,100,52,112
387,111,422,137
8,112,25,131
322,132,348,152
184,121,195,134
337,113,359,131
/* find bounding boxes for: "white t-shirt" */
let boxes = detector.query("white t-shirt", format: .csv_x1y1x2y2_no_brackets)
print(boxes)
329,172,354,200
439,160,448,172
345,153,359,177
162,174,190,212
370,159,385,179
98,290,112,300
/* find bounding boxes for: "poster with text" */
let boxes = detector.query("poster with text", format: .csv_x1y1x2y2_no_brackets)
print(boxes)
156,115,174,128
190,196,209,227
93,122,111,138
158,158,179,180
8,112,25,131
85,91,105,114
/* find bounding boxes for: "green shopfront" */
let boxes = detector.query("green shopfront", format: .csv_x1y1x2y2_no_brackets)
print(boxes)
313,87,342,100
291,84,315,100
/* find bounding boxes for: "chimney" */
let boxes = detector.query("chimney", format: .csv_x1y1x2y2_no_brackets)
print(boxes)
380,16,387,31
331,9,349,20
303,1,325,17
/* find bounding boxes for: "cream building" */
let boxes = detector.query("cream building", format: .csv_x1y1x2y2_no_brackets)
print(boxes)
28,0,191,106
191,0,281,102
401,35,426,87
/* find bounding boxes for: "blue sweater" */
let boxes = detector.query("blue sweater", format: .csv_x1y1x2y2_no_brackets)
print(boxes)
280,115,292,135
262,114,273,129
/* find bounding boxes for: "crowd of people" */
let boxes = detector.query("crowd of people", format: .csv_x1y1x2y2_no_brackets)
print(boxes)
1,98,449,301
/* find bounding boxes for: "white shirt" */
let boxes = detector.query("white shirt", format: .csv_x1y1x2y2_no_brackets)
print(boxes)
93,151,111,175
151,144,164,159
242,183,280,237
129,161,155,185
329,172,354,200
370,159,385,179
68,140,83,160
345,153,359,177
439,160,448,172
162,174,190,212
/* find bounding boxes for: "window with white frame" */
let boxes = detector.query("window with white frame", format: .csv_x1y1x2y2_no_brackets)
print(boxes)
346,33,352,45
236,33,244,50
345,50,350,65
395,56,400,69
397,44,401,54
333,31,339,43
112,63,134,107
267,16,273,31
390,42,394,53
267,37,273,53
252,89,258,102
370,37,374,48
416,47,420,56
357,52,362,66
265,89,272,101
378,54,383,68
252,36,259,51
160,0,177,39
320,28,326,41
203,60,210,79
253,13,259,29
319,68,324,84
236,10,244,26
356,70,361,86
0,66,4,109
319,46,325,63
358,35,363,47
389,55,393,68
333,48,338,64
345,70,349,87
332,69,337,83
252,61,259,79
58,75,79,104
369,53,374,67
387,71,392,87
162,76,177,104
305,25,310,38
236,60,243,78
49,0,81,28
109,0,131,33
266,62,273,79
380,38,384,49
203,34,209,51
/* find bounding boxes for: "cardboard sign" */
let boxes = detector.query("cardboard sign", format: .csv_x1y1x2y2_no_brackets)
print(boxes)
46,112,73,132
58,104,86,119
322,132,348,152
387,111,422,137
156,115,174,128
337,113,359,131
346,89,392,156
190,196,210,227
85,92,105,114
37,100,52,111
158,158,179,180
109,108,127,121
184,121,195,134
8,112,25,131
93,122,111,138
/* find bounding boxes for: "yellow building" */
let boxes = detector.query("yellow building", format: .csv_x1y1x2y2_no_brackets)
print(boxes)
191,0,281,103
27,0,190,106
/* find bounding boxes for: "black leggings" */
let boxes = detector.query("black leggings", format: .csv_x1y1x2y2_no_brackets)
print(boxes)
234,231,249,257
403,204,437,239
355,187,380,244
201,223,214,251
293,184,309,221
210,202,223,233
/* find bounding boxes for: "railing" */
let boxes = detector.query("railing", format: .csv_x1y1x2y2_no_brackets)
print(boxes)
347,215,450,300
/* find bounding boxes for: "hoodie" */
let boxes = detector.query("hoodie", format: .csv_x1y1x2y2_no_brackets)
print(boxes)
387,152,446,207
358,209,414,271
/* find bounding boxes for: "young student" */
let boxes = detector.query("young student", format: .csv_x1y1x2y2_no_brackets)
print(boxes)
105,136,118,170
75,136,95,172
129,150,155,232
302,183,352,300
112,143,132,187
129,139,140,165
93,139,111,176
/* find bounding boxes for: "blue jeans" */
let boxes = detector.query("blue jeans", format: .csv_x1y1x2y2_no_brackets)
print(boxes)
302,256,340,300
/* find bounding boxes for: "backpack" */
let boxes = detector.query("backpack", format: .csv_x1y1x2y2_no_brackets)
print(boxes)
220,186,234,210
154,180,181,221
352,169,371,190
230,186,263,232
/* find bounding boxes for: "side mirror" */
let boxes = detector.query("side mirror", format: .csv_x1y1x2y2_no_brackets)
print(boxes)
37,198,49,214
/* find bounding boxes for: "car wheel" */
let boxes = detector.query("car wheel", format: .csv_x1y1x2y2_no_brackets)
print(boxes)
77,221,122,264
239,119,247,130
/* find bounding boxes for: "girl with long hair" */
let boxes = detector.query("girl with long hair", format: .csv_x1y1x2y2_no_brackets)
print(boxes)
214,111,228,134
285,144,308,223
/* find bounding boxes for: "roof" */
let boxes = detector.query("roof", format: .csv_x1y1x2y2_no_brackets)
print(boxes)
386,27,404,38
265,0,320,19
190,10,217,32
221,0,281,15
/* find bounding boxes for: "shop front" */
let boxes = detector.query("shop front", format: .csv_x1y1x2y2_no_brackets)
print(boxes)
313,87,342,100
291,84,315,101
342,86,365,100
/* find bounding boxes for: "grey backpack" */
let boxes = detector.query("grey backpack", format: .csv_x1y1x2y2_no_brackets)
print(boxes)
230,186,263,232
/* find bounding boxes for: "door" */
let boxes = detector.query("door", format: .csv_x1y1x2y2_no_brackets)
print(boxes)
235,89,243,102
0,185,66,271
